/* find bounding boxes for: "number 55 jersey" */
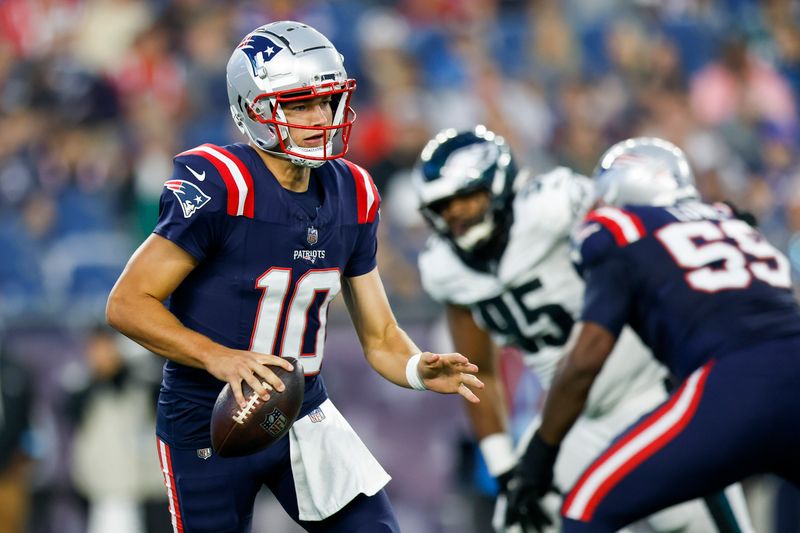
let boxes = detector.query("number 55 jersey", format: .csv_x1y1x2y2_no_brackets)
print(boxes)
153,142,380,449
576,200,800,381
418,167,666,416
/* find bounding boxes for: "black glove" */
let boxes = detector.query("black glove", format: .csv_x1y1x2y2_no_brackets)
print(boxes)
504,431,560,532
496,468,515,495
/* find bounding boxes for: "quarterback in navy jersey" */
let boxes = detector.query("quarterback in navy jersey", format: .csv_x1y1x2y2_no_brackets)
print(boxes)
106,21,483,533
505,137,800,532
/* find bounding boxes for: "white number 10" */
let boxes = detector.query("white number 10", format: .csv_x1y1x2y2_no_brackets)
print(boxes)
656,219,791,293
248,268,341,374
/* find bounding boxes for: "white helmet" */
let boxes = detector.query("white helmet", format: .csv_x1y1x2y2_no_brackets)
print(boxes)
593,137,699,207
226,21,356,168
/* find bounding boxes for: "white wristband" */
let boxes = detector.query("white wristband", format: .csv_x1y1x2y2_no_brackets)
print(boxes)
405,353,427,391
479,433,516,477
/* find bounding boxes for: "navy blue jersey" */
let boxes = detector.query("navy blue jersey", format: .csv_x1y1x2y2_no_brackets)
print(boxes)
153,143,380,447
574,200,800,380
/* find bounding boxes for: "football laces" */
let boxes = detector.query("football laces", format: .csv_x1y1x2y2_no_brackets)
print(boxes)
233,391,262,425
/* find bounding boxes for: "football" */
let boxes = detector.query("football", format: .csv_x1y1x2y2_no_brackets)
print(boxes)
210,357,305,457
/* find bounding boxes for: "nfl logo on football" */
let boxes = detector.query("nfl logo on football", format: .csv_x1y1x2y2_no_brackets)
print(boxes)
306,226,319,246
260,408,288,436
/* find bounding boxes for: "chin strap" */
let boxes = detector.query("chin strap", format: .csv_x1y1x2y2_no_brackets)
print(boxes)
255,141,328,169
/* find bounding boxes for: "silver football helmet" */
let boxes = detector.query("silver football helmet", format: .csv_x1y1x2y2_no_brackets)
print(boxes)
413,125,516,257
226,21,356,168
593,137,699,207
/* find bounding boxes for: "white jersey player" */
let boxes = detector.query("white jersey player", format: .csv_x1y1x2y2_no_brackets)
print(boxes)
413,126,753,532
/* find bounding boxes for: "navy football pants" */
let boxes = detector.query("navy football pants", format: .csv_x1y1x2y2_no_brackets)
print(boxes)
156,433,400,533
561,339,800,532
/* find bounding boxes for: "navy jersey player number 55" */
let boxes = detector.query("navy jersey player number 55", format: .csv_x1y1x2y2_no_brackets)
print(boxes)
577,200,800,379
505,137,800,533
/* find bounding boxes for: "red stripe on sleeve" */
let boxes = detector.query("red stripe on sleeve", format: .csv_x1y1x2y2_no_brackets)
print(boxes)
585,213,629,246
211,144,255,218
177,144,254,218
585,207,645,247
343,159,369,224
365,169,379,222
629,211,645,236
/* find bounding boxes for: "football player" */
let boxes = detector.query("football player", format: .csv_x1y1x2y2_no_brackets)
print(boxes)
505,136,800,532
413,128,753,532
106,21,483,533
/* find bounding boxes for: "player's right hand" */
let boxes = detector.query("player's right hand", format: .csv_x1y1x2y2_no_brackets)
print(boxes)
204,349,295,408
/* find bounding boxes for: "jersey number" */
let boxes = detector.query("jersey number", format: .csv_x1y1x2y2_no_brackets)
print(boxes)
656,219,791,293
249,268,341,374
475,278,574,353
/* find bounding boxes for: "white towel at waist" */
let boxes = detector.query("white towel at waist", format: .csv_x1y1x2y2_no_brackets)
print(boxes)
289,398,391,521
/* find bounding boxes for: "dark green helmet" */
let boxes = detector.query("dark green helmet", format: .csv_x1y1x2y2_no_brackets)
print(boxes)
413,125,517,261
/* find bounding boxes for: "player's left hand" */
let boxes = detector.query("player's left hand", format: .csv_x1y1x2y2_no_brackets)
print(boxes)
417,352,484,403
504,431,560,532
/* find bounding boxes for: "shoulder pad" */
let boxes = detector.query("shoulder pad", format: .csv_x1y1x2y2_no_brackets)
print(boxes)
518,168,593,211
572,207,645,269
517,166,567,195
512,168,593,239
175,143,255,218
341,159,380,224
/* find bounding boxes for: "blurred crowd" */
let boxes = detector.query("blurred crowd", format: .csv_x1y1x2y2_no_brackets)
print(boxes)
1,0,799,532
1,0,800,325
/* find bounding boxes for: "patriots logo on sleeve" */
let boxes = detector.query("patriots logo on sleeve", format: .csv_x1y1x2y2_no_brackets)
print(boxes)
165,180,211,218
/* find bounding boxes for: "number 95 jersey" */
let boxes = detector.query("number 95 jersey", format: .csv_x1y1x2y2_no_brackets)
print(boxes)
418,168,666,416
153,143,380,448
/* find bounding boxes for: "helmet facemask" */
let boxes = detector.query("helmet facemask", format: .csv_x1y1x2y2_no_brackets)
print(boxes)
424,188,496,251
249,80,356,168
